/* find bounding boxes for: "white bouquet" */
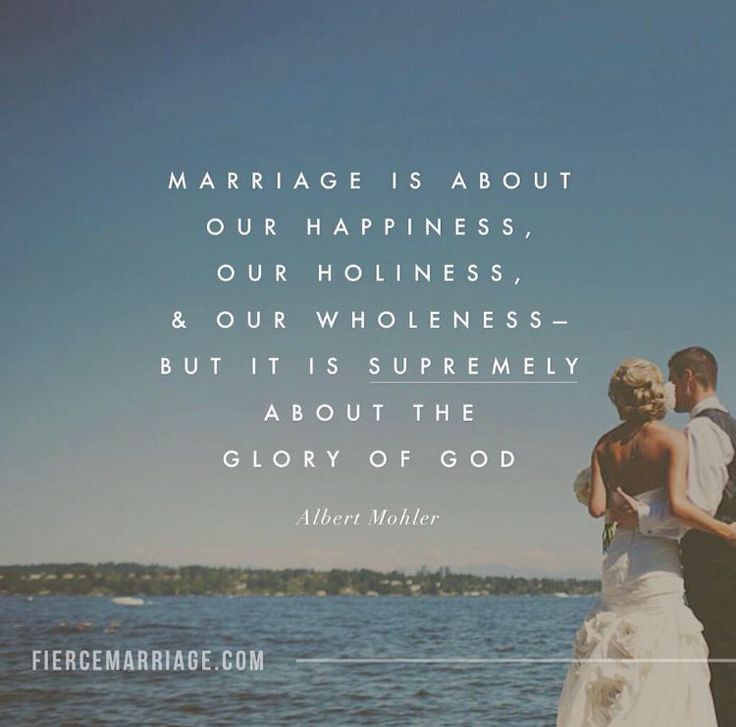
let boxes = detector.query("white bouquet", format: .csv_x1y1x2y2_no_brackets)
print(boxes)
573,466,592,506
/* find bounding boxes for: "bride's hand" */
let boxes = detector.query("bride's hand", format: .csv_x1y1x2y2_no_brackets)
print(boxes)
726,523,736,547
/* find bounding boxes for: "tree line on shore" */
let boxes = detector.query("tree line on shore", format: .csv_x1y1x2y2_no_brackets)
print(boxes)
0,563,599,597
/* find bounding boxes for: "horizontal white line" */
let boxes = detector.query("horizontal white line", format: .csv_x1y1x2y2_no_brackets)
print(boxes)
552,320,568,325
368,380,578,385
296,658,736,664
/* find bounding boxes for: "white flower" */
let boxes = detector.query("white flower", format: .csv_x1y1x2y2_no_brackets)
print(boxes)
573,466,592,506
664,381,676,412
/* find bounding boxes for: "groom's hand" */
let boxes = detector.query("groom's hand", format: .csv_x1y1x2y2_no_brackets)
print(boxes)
609,488,640,530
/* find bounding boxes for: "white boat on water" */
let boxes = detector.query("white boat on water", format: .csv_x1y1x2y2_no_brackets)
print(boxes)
111,596,145,606
553,592,570,598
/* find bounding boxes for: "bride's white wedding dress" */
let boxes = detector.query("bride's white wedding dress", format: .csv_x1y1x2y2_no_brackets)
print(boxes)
557,487,717,726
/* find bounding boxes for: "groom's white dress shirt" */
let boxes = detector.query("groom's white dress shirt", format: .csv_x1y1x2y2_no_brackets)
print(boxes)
637,396,734,539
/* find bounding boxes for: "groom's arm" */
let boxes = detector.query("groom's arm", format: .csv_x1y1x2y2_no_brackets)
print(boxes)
610,488,685,538
636,417,733,538
637,499,685,539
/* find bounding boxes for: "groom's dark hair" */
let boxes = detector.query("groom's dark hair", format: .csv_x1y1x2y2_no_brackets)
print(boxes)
668,346,718,389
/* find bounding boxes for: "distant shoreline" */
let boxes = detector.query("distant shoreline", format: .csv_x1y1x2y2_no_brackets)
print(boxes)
0,563,599,598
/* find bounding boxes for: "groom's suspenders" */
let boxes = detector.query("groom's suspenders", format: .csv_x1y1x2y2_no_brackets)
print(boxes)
693,408,736,523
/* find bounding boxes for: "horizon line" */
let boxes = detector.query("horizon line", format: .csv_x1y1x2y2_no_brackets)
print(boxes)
0,561,599,579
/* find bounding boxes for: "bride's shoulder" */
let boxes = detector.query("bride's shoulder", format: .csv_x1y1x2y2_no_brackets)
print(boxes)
594,422,628,449
594,421,686,451
646,421,687,448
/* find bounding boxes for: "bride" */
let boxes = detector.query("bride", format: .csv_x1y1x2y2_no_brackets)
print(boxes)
558,358,735,726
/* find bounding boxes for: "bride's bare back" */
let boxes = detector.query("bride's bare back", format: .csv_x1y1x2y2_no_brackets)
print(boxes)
595,420,685,497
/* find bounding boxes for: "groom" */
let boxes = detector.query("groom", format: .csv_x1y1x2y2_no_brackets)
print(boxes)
613,346,736,725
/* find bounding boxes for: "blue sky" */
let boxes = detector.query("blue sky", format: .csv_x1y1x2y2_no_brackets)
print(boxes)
1,1,735,576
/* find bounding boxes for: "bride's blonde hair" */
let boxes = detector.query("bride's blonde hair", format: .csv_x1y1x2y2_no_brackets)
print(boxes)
608,358,667,422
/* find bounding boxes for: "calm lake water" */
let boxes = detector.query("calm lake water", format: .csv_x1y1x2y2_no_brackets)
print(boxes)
0,595,595,725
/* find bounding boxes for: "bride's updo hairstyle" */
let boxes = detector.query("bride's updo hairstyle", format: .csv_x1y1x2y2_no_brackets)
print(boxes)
608,358,667,422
